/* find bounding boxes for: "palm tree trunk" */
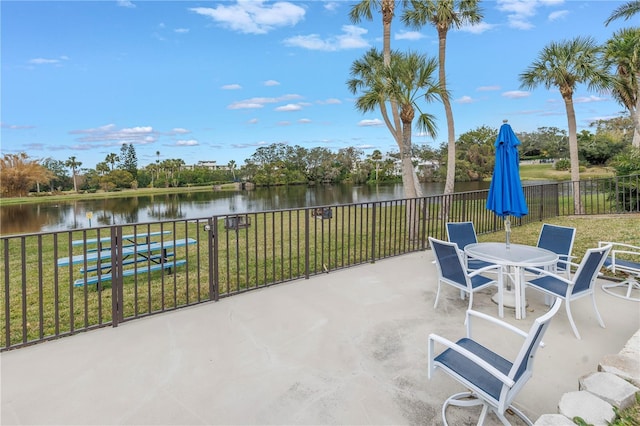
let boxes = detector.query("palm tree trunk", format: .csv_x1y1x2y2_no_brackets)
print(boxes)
401,119,421,241
564,96,584,214
439,28,456,197
633,97,640,148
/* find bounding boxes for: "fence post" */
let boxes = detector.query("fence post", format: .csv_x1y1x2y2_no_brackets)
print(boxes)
207,216,219,301
110,225,124,327
304,209,310,279
370,202,377,263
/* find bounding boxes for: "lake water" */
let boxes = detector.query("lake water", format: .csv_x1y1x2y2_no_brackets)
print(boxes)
1,182,491,235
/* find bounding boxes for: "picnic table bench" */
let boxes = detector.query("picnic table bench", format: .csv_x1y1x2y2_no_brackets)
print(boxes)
57,235,197,287
71,230,172,251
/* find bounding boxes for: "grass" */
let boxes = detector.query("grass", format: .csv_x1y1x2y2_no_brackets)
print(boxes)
0,183,240,206
518,164,613,181
478,214,640,265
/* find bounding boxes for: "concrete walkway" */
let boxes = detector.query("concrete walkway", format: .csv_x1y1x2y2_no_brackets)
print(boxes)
2,251,639,425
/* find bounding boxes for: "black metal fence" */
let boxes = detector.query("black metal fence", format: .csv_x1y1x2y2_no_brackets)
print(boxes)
1,175,638,350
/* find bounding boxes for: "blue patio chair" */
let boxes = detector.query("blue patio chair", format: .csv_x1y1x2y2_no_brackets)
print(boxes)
429,237,504,318
524,244,612,339
534,223,577,278
446,222,495,271
599,241,640,302
428,297,562,425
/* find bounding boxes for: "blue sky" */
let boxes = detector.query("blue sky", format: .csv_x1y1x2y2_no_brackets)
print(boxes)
1,0,635,169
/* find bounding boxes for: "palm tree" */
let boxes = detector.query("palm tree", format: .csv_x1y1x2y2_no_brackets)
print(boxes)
402,0,483,197
385,51,440,199
349,49,440,237
350,0,407,65
105,153,119,171
351,0,418,195
605,0,640,26
65,155,82,192
520,36,610,214
370,149,383,182
228,160,237,181
603,27,640,148
155,150,161,186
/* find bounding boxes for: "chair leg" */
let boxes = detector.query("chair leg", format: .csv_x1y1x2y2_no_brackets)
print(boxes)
602,278,640,302
565,301,581,340
434,282,442,308
442,392,485,426
442,392,531,426
591,292,606,329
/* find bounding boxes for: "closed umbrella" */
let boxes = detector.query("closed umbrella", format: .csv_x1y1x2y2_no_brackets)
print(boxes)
486,120,528,248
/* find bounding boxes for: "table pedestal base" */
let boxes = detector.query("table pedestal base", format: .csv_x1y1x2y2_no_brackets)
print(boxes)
492,289,516,308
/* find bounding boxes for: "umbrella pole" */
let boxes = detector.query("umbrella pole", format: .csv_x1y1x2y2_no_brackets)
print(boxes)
505,217,511,250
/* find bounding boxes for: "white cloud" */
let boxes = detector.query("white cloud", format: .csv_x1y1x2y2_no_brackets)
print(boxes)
324,2,340,12
275,103,302,112
29,57,64,65
575,95,607,103
497,0,566,30
189,1,306,35
459,22,495,34
222,84,242,90
176,139,199,146
171,128,190,134
298,118,312,123
358,119,384,127
477,85,501,92
117,0,135,8
1,122,35,130
247,118,259,124
277,121,291,126
317,98,342,105
264,80,280,86
395,31,424,41
502,90,530,99
69,124,157,145
227,94,303,109
283,25,369,51
456,96,474,104
174,28,189,34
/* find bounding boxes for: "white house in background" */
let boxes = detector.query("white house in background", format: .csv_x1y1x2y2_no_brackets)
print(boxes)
184,160,229,171
391,158,440,176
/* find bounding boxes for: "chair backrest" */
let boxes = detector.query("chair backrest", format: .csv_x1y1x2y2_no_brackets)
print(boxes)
537,224,576,269
429,237,468,289
446,222,478,251
501,297,563,409
571,244,612,294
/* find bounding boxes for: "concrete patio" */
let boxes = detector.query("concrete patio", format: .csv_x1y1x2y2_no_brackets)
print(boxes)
2,250,639,425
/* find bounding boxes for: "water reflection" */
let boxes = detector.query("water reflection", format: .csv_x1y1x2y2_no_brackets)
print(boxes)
1,182,489,235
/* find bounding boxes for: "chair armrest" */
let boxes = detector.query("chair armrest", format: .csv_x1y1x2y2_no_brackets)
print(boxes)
599,241,640,251
525,266,574,286
464,309,528,340
611,250,640,259
467,263,503,277
428,333,515,388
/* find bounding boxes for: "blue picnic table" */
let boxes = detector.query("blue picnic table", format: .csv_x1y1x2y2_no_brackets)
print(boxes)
57,237,197,287
71,230,172,251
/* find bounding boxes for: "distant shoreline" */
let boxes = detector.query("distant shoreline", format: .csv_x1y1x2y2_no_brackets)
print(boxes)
0,164,615,207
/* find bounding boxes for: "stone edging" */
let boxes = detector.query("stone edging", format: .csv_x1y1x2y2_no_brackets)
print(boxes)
534,329,640,425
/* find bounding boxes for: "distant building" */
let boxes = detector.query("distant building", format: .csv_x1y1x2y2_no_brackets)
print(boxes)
184,160,229,171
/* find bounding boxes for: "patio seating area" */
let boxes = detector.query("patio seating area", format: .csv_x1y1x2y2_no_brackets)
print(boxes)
2,250,639,425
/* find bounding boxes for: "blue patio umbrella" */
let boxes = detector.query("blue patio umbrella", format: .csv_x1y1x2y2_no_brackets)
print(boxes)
486,121,528,248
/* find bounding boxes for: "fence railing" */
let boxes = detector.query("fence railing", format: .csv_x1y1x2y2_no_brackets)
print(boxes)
1,175,637,350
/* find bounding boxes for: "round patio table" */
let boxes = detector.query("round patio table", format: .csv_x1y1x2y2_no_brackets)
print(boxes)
465,242,559,319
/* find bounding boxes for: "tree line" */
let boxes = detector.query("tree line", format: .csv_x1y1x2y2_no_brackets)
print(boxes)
1,118,637,198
